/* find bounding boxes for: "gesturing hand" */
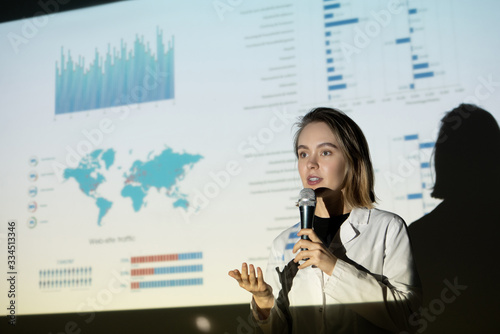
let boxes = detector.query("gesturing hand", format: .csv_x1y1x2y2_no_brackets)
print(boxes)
228,263,274,311
293,228,338,276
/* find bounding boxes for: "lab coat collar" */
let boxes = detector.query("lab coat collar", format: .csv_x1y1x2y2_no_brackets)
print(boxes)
335,207,371,249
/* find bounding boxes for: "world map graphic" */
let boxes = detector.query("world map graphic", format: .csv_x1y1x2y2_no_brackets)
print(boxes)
63,147,203,225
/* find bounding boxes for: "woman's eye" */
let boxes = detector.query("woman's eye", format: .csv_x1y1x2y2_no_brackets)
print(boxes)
299,152,307,158
321,151,332,156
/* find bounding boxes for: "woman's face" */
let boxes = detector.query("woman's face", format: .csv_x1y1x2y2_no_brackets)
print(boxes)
297,122,346,192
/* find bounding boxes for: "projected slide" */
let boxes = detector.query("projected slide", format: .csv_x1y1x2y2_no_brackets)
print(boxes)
0,0,499,316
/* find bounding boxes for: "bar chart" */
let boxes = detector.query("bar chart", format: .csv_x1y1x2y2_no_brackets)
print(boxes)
387,134,441,222
405,0,459,90
321,0,459,101
323,0,361,98
130,252,203,290
55,27,174,115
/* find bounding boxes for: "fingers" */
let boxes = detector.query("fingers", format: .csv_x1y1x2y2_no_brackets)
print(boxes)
297,257,314,270
293,238,323,254
297,228,321,243
293,248,337,275
228,269,243,288
229,263,266,290
256,267,265,286
294,249,311,263
249,264,257,285
241,262,249,280
294,249,318,270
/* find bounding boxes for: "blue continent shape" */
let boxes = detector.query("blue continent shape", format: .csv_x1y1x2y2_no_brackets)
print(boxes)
121,185,147,212
64,148,116,225
173,198,189,209
64,152,105,196
96,197,113,226
122,147,202,211
101,149,116,169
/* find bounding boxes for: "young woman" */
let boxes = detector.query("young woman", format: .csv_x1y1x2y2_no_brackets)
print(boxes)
229,107,421,333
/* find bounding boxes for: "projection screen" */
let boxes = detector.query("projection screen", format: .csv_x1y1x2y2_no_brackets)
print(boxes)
0,0,499,317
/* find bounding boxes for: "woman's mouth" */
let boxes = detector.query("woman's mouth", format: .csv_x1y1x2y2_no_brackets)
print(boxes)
307,176,322,186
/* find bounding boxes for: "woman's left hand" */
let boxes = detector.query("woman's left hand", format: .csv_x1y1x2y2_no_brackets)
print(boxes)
293,229,337,276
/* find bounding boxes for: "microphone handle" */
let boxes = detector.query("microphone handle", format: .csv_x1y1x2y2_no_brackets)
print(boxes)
299,205,315,241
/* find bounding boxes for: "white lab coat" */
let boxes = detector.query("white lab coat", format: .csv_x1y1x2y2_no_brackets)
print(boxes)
251,207,422,334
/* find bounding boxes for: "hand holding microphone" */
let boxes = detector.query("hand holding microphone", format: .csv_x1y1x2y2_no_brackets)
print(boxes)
294,188,337,275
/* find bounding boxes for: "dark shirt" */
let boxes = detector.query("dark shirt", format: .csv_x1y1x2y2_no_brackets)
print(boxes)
313,213,350,247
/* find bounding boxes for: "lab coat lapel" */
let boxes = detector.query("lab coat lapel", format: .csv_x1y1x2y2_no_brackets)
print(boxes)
328,208,369,256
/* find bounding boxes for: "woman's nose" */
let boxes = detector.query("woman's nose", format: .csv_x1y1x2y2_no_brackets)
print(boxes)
307,156,318,169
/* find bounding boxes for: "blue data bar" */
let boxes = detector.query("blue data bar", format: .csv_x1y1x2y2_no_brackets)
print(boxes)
410,83,415,89
413,63,429,70
412,55,418,60
421,162,430,168
407,193,423,200
139,278,203,288
327,67,335,72
325,31,331,37
414,72,434,79
328,75,343,81
327,58,334,64
404,134,419,141
289,232,298,239
285,243,294,250
419,142,435,149
325,18,359,28
324,13,334,19
178,252,203,260
326,49,332,54
324,4,340,10
409,8,417,14
396,37,411,44
410,27,414,33
154,265,203,275
328,84,347,91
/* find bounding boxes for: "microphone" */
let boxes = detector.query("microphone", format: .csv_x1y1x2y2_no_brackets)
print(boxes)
297,188,316,246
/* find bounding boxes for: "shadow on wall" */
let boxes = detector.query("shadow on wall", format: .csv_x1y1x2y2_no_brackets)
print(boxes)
409,104,500,333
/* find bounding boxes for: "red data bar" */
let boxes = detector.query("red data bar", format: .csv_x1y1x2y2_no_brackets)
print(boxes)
131,268,155,277
131,254,179,264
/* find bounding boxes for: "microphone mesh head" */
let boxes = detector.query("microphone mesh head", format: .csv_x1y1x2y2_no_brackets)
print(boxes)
299,188,316,202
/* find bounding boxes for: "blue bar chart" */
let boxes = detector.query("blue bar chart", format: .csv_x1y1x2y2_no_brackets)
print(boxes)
321,0,459,100
388,134,441,222
405,0,458,89
55,28,174,115
322,0,361,99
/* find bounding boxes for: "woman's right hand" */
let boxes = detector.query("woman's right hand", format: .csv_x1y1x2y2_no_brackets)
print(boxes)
228,262,274,312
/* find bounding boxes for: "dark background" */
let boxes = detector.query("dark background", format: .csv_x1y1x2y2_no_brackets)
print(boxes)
0,0,122,24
